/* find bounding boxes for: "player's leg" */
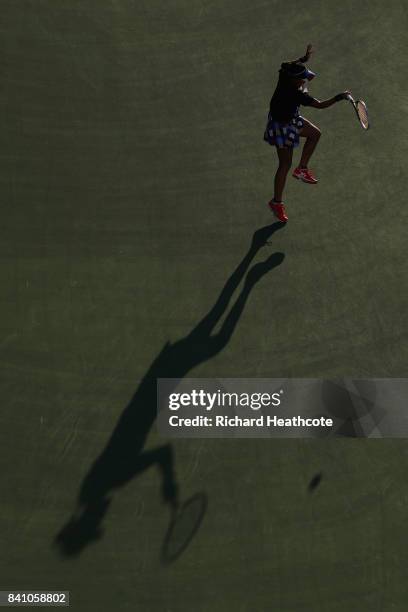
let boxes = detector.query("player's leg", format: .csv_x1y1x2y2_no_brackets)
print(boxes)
293,118,321,184
274,146,293,202
299,118,321,167
269,146,293,222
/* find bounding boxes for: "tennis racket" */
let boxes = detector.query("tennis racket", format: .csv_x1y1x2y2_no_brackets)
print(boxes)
346,94,369,130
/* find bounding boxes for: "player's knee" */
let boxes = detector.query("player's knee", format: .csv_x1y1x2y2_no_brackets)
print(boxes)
279,159,292,171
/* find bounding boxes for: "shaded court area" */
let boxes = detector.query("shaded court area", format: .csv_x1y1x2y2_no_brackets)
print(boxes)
1,1,408,610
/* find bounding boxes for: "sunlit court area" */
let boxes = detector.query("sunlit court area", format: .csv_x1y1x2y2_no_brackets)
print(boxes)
1,1,408,610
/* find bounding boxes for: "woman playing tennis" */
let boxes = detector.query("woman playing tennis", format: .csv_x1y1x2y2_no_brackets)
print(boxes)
264,44,350,222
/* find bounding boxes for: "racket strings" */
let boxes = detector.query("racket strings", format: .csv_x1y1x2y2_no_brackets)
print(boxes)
357,101,369,129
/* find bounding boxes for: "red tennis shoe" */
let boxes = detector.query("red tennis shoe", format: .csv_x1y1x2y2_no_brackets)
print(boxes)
268,200,288,223
292,167,318,184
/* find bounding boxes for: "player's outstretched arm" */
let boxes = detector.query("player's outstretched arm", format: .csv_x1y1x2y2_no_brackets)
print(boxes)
311,91,350,109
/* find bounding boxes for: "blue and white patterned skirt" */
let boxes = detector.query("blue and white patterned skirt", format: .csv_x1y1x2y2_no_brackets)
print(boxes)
263,113,304,148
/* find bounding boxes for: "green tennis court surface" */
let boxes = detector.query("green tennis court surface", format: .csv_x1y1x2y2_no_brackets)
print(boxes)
1,1,408,610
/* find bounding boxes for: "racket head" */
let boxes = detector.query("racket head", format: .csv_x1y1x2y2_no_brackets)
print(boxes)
161,492,207,564
356,99,369,130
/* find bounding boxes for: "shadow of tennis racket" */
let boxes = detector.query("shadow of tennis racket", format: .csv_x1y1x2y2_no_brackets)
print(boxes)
161,492,207,565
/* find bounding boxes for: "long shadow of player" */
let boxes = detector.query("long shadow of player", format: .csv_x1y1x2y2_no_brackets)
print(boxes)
321,379,383,437
55,222,285,557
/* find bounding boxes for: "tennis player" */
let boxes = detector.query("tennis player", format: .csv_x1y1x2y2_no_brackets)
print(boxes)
264,44,350,222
